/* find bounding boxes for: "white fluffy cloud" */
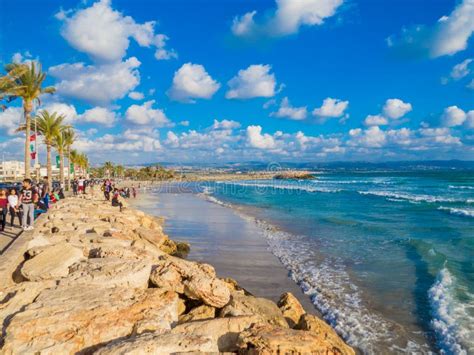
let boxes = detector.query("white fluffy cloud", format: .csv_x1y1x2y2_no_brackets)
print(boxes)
450,58,473,79
211,119,241,130
441,106,474,128
125,100,172,127
388,0,474,58
383,98,412,119
167,63,220,103
49,57,141,105
271,97,307,120
246,125,276,149
226,65,277,99
41,102,78,124
128,91,144,100
232,0,344,38
312,97,349,119
348,126,387,148
364,115,388,126
0,107,23,135
57,0,176,63
78,107,117,126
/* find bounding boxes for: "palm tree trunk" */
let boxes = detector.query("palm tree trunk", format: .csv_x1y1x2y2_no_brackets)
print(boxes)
59,150,64,190
24,103,31,179
46,144,52,191
67,150,71,191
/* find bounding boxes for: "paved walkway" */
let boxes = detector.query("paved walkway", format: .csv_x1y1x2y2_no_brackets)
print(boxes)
0,225,22,254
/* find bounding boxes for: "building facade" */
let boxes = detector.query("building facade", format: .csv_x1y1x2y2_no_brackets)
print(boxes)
0,161,25,181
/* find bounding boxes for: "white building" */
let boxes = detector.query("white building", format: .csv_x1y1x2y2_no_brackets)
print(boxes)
0,161,25,181
39,166,70,180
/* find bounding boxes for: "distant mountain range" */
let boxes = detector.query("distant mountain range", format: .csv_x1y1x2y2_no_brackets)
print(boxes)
135,160,474,171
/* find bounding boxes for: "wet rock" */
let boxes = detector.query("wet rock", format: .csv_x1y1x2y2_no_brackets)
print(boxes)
278,292,306,328
220,292,288,328
21,243,84,281
2,286,179,354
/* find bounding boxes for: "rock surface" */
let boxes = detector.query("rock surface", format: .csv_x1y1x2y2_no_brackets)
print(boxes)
278,291,306,327
20,242,84,281
2,285,179,354
220,292,288,328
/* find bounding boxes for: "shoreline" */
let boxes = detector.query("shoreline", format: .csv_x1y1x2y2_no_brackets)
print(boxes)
0,190,354,354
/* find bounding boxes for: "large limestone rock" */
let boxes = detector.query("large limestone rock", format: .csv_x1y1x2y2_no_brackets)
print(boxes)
0,281,55,337
59,258,152,289
278,292,306,328
296,314,355,355
134,227,167,248
220,292,288,328
94,333,218,354
183,274,231,308
150,255,230,308
171,315,260,352
2,285,179,354
20,243,84,281
179,304,216,323
237,324,351,354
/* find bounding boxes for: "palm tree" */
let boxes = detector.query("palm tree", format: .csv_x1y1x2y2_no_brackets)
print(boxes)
63,128,76,190
103,161,114,178
0,64,28,110
77,153,89,177
2,62,55,178
31,110,67,190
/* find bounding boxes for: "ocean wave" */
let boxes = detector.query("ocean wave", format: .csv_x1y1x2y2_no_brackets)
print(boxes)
438,207,474,218
449,185,474,190
216,181,341,193
428,268,474,354
358,190,464,204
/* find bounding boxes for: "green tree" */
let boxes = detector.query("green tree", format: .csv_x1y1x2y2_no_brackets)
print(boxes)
2,62,55,178
32,110,67,190
103,161,114,178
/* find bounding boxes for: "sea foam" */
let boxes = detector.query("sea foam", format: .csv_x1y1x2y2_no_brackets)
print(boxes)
428,268,474,355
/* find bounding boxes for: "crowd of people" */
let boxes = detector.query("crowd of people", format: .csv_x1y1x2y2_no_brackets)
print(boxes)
0,177,138,232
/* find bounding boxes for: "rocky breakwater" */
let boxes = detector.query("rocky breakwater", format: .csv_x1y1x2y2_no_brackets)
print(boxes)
0,195,354,354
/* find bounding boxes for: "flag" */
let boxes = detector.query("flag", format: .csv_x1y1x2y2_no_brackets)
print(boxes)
56,155,60,168
70,162,74,173
29,134,36,142
30,152,36,160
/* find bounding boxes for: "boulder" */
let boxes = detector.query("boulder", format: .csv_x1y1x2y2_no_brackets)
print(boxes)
134,227,167,248
171,315,260,352
2,286,179,354
21,243,84,281
150,264,184,293
94,332,217,354
183,274,230,308
59,258,152,289
277,292,306,328
296,314,355,355
220,292,288,328
179,304,216,323
237,324,351,354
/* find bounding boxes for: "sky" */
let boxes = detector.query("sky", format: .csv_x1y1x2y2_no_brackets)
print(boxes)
0,0,473,165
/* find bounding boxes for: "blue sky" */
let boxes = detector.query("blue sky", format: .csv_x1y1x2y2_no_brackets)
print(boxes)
0,0,473,164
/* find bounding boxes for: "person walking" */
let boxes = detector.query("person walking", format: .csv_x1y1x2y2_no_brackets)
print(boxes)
20,179,38,231
0,189,8,232
72,178,78,196
8,188,22,227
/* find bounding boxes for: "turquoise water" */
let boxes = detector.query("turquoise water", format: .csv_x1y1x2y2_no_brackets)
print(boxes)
199,171,473,354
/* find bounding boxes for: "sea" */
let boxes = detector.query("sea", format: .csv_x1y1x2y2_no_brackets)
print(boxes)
155,167,474,354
